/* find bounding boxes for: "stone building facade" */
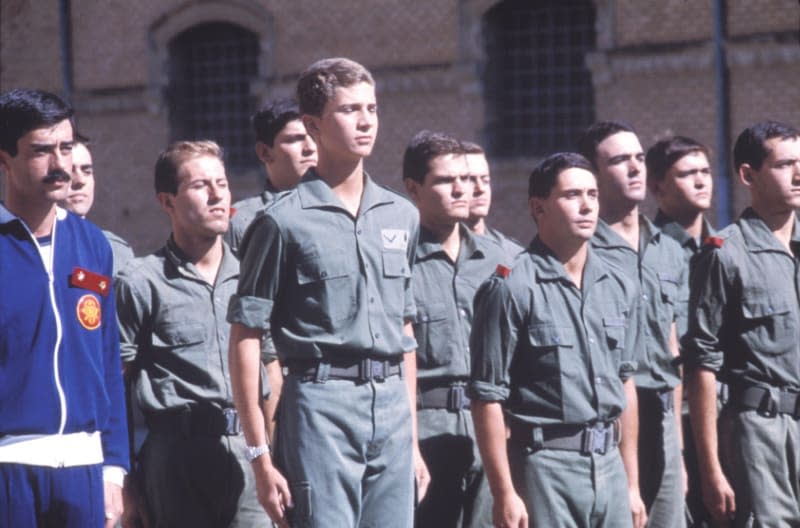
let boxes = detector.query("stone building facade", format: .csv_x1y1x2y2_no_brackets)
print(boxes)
1,0,798,252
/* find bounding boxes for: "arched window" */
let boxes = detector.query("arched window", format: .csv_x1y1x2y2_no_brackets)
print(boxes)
167,22,259,172
483,0,596,157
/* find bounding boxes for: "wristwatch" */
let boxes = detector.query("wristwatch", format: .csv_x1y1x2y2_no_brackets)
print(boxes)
244,444,270,463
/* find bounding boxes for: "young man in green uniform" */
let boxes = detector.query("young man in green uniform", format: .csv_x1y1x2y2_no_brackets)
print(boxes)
115,141,268,527
225,99,317,257
225,99,317,442
227,58,429,528
683,121,800,526
58,137,135,275
470,152,643,527
403,131,504,527
579,121,688,528
646,136,716,527
461,141,524,258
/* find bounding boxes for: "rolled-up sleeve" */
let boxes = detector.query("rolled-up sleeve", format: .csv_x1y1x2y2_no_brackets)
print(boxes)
468,276,520,402
680,248,728,373
227,214,284,336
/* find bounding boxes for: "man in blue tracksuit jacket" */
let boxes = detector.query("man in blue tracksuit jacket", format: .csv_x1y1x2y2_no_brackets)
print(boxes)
0,89,129,527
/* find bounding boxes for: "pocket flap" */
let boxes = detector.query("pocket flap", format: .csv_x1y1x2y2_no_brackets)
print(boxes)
742,298,791,319
383,250,410,278
297,253,349,285
528,324,575,347
416,301,448,323
153,321,205,347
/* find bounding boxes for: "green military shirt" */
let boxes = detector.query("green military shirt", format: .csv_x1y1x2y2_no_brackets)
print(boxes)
228,169,419,360
483,224,524,259
115,237,240,415
681,208,800,389
224,180,282,257
413,224,507,380
653,210,716,340
469,238,641,426
103,229,135,276
592,216,687,391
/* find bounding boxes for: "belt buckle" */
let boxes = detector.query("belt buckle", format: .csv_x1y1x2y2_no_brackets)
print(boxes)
361,359,385,382
582,424,609,455
223,407,240,436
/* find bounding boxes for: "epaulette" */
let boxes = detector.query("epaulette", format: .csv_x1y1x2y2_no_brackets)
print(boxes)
703,236,724,248
70,266,111,297
229,207,237,218
495,264,511,278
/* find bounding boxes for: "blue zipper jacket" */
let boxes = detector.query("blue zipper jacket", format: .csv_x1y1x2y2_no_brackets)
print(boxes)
0,204,129,470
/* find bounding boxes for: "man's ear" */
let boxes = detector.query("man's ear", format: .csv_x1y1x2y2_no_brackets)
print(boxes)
255,141,271,165
403,178,420,202
529,196,544,220
302,115,320,140
739,164,754,187
156,192,175,215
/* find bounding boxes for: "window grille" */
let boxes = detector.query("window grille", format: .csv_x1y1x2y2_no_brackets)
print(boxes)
168,23,259,172
483,0,596,157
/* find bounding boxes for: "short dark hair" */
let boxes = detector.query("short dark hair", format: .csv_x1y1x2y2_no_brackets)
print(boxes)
297,58,374,117
733,121,800,171
529,152,595,199
252,99,301,146
0,89,74,156
646,136,710,186
576,121,636,169
461,141,485,155
402,130,463,184
154,140,223,195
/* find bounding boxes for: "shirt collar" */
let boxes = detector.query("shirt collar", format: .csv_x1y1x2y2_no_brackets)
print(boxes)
530,236,608,286
417,223,483,262
739,207,800,253
653,209,715,251
165,235,239,283
296,168,392,214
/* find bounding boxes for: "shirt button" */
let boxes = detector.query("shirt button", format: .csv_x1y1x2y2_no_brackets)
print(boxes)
589,338,595,344
596,376,603,384
642,294,648,300
369,297,375,303
374,333,381,339
357,229,362,235
321,271,328,278
459,309,467,317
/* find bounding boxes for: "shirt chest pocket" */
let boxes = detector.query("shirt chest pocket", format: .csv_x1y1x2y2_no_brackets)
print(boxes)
415,301,455,367
296,252,356,325
381,250,411,318
740,296,797,357
657,272,679,305
526,324,575,381
603,317,626,351
151,321,207,367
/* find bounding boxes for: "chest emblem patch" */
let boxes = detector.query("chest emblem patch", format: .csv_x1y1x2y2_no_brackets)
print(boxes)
77,294,102,330
381,229,409,251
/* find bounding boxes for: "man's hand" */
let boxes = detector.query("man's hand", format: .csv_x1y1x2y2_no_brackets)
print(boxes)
253,456,293,528
629,487,648,528
492,490,528,528
702,471,735,524
120,473,150,528
104,482,124,528
413,444,431,502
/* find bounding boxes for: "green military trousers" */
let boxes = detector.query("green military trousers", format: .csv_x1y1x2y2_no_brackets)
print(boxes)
508,442,633,528
721,407,800,527
274,374,414,527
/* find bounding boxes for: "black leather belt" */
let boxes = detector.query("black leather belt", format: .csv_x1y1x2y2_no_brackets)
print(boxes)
146,406,240,437
509,420,620,455
730,385,800,419
418,381,470,411
285,357,403,383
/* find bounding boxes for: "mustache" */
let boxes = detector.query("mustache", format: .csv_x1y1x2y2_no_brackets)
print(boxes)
42,169,71,184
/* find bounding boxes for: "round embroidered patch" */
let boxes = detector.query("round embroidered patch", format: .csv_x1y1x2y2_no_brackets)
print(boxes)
76,294,102,330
